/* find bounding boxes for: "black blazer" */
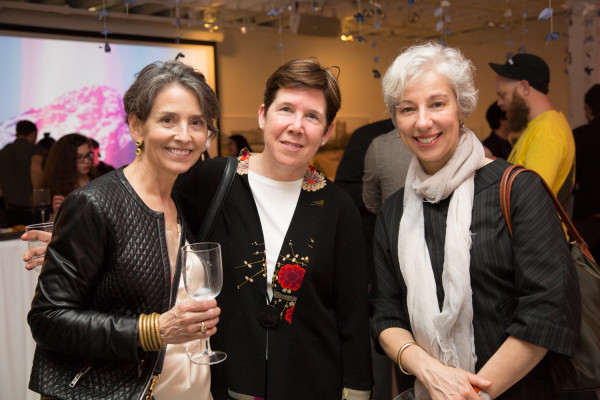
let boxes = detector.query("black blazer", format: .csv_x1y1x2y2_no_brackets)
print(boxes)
370,159,580,399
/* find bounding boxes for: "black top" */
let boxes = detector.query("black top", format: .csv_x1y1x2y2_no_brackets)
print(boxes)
573,117,600,218
370,159,580,399
483,131,512,160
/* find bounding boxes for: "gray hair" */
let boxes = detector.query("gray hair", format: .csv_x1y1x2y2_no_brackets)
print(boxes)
123,60,220,138
382,42,477,123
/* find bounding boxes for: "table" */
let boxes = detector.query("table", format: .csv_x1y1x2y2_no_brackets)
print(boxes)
0,238,39,400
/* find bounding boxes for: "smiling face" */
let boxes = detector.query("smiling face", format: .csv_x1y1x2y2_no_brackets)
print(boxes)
394,70,461,175
257,87,333,180
129,83,207,179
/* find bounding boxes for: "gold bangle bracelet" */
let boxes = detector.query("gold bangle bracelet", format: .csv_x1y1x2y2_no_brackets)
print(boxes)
144,314,153,352
151,313,161,351
153,313,166,350
140,314,149,351
138,314,146,350
397,341,418,375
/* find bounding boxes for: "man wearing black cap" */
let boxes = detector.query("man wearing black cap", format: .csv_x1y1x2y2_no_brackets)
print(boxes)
490,53,575,209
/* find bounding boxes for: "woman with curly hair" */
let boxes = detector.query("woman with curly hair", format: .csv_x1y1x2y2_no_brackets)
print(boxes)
41,133,97,217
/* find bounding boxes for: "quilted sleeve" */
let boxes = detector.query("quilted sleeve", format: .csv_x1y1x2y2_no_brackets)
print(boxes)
28,190,140,362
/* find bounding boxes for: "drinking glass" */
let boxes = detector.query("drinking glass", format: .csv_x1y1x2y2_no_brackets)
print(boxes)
181,242,227,365
393,388,415,400
33,188,51,223
25,222,53,272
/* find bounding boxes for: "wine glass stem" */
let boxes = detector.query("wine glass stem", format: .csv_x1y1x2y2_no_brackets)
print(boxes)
204,338,213,355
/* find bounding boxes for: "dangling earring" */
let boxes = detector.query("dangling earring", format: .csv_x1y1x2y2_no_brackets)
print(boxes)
135,140,143,156
201,147,206,162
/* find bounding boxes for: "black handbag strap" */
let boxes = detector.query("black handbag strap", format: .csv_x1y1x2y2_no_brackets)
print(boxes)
195,156,238,242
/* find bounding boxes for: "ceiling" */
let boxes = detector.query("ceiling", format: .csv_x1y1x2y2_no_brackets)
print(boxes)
0,0,571,40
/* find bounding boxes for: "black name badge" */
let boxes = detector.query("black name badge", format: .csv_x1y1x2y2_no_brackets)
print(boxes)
258,304,279,328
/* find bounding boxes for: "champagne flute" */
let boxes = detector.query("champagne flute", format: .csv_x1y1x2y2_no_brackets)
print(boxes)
33,188,51,223
181,242,227,365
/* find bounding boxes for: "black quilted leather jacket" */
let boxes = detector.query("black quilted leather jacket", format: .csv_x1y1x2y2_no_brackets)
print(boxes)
28,168,185,399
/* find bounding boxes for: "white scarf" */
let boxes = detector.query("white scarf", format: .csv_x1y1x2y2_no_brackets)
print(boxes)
397,128,485,400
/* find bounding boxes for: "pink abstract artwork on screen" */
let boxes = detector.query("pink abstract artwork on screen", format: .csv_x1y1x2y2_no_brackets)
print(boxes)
0,85,134,167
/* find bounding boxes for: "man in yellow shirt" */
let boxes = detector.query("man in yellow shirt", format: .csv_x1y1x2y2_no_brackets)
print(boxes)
490,54,575,210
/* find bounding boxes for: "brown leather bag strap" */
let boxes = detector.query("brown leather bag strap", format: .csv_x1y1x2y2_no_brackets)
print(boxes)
499,166,596,263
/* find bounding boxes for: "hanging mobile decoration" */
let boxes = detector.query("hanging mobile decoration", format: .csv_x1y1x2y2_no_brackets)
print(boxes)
123,0,135,14
99,0,111,53
371,1,384,79
277,14,284,64
581,3,597,78
434,1,451,45
174,0,181,44
517,0,528,54
354,0,366,43
503,1,514,59
538,1,558,44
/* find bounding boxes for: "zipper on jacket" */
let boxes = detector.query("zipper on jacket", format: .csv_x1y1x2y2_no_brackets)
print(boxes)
69,364,92,387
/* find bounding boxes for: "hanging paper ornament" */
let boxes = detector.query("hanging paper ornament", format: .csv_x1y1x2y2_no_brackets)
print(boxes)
267,7,279,17
538,8,553,20
441,0,450,7
434,7,443,17
354,13,365,23
374,56,379,63
436,20,444,31
545,32,559,43
357,35,366,42
101,29,111,35
175,17,182,28
373,20,382,29
277,42,284,52
104,42,111,53
371,40,378,48
98,9,109,20
506,51,514,59
518,44,526,53
521,10,529,18
372,69,381,78
584,35,594,44
584,67,594,75
444,14,451,22
408,0,416,4
175,37,180,44
439,38,446,46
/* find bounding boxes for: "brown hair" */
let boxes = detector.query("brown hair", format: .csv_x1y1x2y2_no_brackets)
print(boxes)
42,133,97,197
263,59,341,128
123,60,220,138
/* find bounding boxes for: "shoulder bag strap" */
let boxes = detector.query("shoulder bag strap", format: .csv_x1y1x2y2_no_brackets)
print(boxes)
195,156,238,242
499,165,596,263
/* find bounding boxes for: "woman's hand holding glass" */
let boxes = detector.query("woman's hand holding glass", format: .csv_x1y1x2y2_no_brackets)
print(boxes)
158,299,220,344
21,229,52,271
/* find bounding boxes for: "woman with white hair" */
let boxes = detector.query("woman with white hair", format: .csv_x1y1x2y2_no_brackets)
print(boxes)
370,42,580,399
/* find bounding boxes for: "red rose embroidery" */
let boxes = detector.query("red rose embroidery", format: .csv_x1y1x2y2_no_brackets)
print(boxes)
278,264,305,291
285,306,295,324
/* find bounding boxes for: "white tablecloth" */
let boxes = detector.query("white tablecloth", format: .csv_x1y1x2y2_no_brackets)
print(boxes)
0,238,39,400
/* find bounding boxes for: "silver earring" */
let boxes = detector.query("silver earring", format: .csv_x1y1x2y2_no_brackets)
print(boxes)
321,141,326,146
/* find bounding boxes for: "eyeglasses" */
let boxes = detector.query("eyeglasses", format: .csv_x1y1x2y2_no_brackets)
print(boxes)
76,152,94,163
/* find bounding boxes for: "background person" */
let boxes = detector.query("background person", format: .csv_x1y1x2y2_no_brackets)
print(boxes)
0,120,43,226
27,60,221,400
175,58,373,400
370,42,580,400
490,53,575,211
483,102,512,159
41,133,98,219
226,134,252,156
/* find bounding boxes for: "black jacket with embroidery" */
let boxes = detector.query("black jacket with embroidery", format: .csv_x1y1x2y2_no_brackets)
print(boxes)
174,156,373,399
